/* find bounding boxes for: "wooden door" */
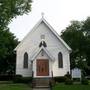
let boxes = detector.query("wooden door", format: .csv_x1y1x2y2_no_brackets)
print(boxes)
37,59,49,76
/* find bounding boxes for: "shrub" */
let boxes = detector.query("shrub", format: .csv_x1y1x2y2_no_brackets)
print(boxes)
13,75,32,83
0,75,14,81
13,75,22,83
73,78,81,82
54,76,66,83
65,78,73,85
49,78,56,86
81,78,89,85
64,72,73,85
85,76,90,80
64,72,71,79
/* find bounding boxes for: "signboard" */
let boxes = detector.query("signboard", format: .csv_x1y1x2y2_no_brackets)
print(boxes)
71,68,81,78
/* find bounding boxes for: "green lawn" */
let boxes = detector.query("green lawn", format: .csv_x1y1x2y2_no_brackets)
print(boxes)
53,83,90,90
0,83,90,90
0,84,31,90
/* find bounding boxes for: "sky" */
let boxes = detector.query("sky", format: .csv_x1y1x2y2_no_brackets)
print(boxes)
9,0,90,40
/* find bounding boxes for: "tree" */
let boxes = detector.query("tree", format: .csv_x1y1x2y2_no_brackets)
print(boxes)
81,17,90,75
82,17,90,36
0,0,32,30
0,0,32,74
61,18,90,75
61,21,87,70
0,29,18,74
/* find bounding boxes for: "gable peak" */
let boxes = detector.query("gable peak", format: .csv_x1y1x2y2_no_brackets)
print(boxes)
15,15,72,52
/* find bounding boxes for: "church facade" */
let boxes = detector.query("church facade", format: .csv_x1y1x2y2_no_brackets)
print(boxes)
15,16,72,78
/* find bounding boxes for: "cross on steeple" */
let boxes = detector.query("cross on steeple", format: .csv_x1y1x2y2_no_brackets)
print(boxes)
41,12,44,18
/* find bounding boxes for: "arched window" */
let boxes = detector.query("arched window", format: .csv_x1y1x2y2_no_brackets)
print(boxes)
23,52,28,68
58,52,63,68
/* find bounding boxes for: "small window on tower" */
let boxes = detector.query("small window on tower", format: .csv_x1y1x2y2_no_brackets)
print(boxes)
41,34,45,39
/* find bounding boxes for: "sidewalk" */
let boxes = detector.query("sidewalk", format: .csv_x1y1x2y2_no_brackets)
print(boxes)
32,87,50,90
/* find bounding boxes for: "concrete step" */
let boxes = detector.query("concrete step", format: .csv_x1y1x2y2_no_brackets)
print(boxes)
32,78,50,87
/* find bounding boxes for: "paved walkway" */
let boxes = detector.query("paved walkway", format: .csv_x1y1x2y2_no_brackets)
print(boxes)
32,88,50,90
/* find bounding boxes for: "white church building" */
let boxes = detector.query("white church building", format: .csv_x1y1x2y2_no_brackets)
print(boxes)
15,16,72,78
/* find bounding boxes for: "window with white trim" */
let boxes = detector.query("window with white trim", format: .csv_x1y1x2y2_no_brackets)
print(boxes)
58,52,63,68
23,52,28,68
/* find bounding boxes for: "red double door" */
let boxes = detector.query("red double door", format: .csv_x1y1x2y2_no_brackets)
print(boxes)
36,59,49,76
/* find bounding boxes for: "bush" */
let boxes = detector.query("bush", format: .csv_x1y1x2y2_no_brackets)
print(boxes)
64,72,71,79
64,72,73,85
85,76,90,80
81,78,89,85
0,75,14,81
65,78,73,85
73,78,81,82
54,76,66,83
13,75,32,83
13,75,22,83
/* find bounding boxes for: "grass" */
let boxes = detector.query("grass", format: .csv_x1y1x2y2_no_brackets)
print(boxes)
0,82,90,90
53,83,90,90
0,84,31,90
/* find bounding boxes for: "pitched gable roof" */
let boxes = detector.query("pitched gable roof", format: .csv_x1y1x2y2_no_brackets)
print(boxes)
15,17,72,52
30,46,55,61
